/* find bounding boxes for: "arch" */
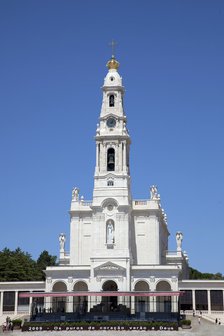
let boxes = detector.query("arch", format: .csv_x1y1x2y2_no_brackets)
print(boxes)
101,198,118,209
107,148,115,171
156,280,171,291
134,281,150,313
134,280,150,292
102,280,118,292
73,281,88,291
101,280,118,312
52,281,67,313
109,94,115,107
73,281,88,314
52,281,67,292
156,280,172,313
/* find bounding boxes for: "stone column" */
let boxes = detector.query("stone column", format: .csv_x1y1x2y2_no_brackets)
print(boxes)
123,142,127,172
207,290,211,314
149,297,155,312
0,291,3,316
67,279,74,313
45,296,52,312
103,143,106,172
95,143,99,171
29,296,33,316
66,296,73,313
88,295,95,311
14,291,18,315
131,296,135,314
192,290,196,312
118,141,122,171
171,296,178,313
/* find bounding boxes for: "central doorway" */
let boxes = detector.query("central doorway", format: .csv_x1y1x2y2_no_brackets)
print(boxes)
102,280,118,312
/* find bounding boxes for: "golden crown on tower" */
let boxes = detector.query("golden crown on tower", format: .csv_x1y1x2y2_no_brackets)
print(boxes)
106,56,120,70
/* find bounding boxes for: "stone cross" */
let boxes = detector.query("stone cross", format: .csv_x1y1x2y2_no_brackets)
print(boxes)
109,39,117,58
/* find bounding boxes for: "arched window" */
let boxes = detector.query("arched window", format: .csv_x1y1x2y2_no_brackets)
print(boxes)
109,94,115,107
107,180,114,186
107,148,115,171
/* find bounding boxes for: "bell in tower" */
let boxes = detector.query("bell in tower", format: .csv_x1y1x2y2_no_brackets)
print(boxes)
107,148,115,171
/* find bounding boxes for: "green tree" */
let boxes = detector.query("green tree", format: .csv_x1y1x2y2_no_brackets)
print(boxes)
0,248,37,281
36,250,57,280
189,267,224,280
0,248,57,281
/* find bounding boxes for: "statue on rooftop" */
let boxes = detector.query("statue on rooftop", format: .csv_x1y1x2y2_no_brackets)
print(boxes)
72,187,79,201
150,185,159,200
176,231,183,251
59,233,66,252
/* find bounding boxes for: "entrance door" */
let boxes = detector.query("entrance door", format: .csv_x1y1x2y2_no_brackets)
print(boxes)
102,280,118,311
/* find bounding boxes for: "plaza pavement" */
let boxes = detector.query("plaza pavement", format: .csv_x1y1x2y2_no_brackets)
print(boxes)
0,317,224,336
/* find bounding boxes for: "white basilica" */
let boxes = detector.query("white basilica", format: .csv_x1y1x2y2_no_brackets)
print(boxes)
1,55,224,322
42,55,188,315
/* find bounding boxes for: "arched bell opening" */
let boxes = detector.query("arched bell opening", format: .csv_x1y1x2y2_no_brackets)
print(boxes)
52,281,67,313
73,281,88,314
101,280,118,312
107,148,115,171
109,94,115,107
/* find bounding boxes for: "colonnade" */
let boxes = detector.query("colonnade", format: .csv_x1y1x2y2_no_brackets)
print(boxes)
180,289,224,313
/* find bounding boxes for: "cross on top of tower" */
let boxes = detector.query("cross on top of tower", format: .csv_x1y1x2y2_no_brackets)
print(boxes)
107,40,119,70
109,39,117,58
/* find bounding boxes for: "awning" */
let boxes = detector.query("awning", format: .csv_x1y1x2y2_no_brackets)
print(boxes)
19,291,183,298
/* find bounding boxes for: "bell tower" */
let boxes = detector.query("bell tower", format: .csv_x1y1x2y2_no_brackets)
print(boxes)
90,55,132,291
93,55,131,203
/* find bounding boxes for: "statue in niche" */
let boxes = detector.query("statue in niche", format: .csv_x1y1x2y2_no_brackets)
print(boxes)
72,187,79,201
176,231,183,251
59,233,66,251
107,220,114,244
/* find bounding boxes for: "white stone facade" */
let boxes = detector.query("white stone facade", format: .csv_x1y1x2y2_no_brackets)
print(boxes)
2,56,224,319
45,56,189,295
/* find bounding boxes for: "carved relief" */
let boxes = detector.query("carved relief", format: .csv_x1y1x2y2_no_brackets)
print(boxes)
100,265,118,271
68,277,73,283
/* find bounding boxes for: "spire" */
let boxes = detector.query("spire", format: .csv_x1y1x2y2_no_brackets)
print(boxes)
107,40,120,70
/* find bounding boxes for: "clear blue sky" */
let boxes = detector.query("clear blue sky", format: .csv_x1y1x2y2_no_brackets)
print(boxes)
0,0,223,274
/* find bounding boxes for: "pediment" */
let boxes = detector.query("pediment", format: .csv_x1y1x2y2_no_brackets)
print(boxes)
101,112,118,120
94,261,126,276
95,261,125,272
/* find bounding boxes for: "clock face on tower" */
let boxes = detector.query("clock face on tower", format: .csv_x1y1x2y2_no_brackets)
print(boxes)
106,117,116,128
